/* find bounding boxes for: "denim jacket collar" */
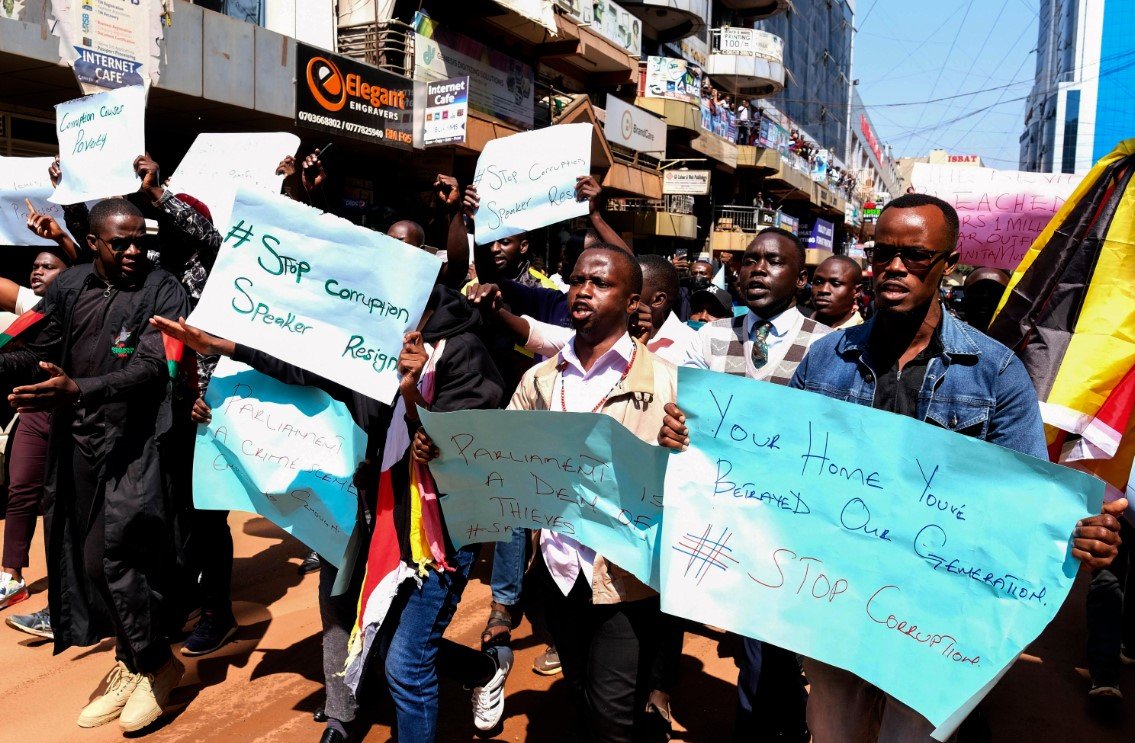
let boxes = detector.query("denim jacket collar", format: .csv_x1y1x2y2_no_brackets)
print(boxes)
835,307,981,364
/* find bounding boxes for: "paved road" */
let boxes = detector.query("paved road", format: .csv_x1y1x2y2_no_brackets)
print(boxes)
1,514,1130,741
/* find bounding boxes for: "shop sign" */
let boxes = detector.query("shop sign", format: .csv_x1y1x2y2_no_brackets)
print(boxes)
49,0,166,94
296,43,413,150
414,27,534,130
424,76,469,146
641,56,702,106
662,169,711,196
604,95,666,157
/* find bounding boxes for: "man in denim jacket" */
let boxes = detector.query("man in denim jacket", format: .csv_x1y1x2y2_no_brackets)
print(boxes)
789,194,1126,741
661,193,1127,741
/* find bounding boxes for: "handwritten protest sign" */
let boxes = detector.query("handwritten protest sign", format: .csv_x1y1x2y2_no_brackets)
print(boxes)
0,157,68,247
472,123,592,245
660,368,1103,734
188,187,441,404
168,132,301,231
50,85,145,205
911,163,1079,270
193,358,365,567
419,407,668,589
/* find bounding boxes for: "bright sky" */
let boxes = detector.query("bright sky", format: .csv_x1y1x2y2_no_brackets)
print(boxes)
853,0,1039,167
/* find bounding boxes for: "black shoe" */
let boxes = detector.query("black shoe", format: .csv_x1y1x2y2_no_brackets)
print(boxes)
319,729,347,743
299,550,321,575
180,610,237,656
313,707,328,723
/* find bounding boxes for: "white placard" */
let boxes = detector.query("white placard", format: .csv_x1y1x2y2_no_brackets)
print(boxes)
0,157,68,247
168,132,301,231
604,95,666,157
472,123,592,244
50,86,146,205
187,187,442,404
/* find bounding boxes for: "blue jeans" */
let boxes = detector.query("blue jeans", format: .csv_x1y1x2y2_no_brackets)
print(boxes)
490,527,529,606
378,546,477,743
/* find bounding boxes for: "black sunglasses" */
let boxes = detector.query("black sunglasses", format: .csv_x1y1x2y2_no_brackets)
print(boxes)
96,235,145,253
864,244,951,270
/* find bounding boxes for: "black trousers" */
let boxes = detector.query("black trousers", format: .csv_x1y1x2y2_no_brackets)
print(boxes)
186,508,234,616
73,451,170,674
536,556,668,743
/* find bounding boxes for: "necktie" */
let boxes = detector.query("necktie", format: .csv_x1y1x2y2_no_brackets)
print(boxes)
751,320,772,369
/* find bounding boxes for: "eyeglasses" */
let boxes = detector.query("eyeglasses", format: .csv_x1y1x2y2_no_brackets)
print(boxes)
96,236,142,253
864,244,951,270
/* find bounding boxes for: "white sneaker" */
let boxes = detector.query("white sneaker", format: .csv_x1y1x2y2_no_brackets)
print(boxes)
472,646,513,732
0,572,28,610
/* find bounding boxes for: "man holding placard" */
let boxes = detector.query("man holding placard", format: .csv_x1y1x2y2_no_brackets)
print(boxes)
660,194,1127,741
417,245,677,741
0,198,190,732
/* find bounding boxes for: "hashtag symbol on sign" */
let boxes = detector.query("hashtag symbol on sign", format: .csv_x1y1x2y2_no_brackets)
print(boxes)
224,220,255,248
673,524,739,585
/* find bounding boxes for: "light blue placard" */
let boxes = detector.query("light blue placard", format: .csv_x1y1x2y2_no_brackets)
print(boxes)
193,358,366,567
660,367,1103,733
187,186,442,404
472,123,591,245
419,407,668,589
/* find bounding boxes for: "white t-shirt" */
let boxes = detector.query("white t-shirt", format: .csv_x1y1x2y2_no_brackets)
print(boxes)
14,286,40,314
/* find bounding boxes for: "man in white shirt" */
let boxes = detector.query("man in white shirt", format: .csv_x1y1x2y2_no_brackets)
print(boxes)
423,245,677,741
518,255,702,369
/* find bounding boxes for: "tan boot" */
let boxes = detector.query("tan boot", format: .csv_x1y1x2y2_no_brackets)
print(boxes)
119,656,184,732
77,661,142,728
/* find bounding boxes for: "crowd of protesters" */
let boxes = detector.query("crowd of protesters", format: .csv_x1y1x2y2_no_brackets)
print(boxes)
0,140,1128,743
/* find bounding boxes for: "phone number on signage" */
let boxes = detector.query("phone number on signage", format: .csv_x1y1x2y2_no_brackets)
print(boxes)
298,111,389,138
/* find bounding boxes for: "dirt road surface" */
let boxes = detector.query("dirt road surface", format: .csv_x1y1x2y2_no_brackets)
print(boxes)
0,514,1130,742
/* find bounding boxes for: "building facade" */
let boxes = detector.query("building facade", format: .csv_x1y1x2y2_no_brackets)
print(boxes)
756,0,853,157
1020,0,1135,174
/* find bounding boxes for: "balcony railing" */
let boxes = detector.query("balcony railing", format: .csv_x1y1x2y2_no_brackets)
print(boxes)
338,19,415,78
714,205,779,232
608,196,695,215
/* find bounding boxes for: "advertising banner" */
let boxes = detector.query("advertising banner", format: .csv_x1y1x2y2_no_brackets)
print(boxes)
424,76,470,146
414,26,534,130
662,169,711,196
641,56,702,105
49,0,166,94
808,218,835,250
603,95,666,157
296,43,413,150
911,163,1079,270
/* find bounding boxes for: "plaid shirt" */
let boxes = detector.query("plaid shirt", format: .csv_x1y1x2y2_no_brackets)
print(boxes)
697,307,832,386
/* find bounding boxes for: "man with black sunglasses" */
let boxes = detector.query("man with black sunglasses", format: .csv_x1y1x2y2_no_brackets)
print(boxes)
662,193,1126,740
0,198,190,732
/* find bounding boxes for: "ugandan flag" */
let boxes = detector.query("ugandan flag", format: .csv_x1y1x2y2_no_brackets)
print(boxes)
989,139,1135,498
0,309,45,349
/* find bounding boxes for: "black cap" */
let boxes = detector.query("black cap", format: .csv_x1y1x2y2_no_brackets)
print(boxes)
690,286,733,318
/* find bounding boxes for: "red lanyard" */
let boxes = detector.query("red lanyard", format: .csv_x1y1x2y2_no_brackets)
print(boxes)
559,343,638,413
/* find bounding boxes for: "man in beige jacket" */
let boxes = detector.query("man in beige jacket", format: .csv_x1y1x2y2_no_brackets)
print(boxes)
415,244,676,742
